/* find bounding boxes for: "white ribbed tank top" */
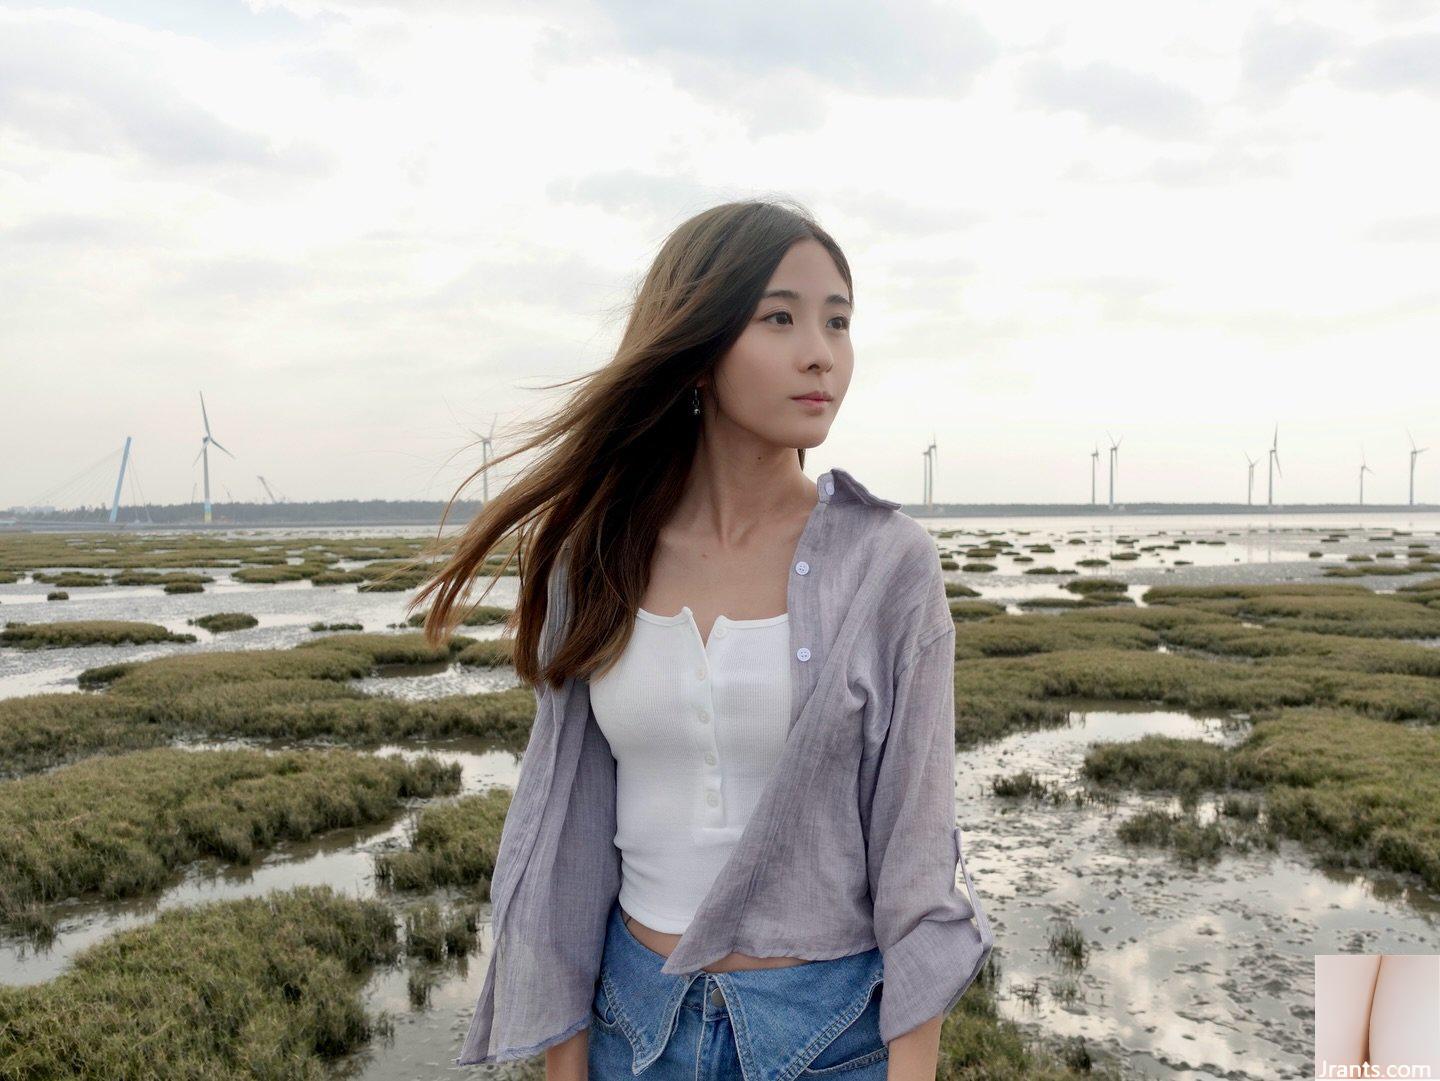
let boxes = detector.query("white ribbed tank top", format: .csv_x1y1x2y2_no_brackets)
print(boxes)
589,604,791,933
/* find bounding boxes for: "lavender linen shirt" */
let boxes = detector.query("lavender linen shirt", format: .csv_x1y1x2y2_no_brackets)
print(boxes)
456,466,994,1067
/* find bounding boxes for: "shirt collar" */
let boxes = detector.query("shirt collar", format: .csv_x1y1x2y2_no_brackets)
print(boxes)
820,466,902,511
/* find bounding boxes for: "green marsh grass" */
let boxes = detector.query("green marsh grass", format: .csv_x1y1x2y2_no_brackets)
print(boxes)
32,572,109,587
402,898,482,962
189,612,258,632
945,581,982,598
1,620,196,649
1082,708,1440,889
455,637,516,667
0,884,401,1080
934,961,1125,1080
0,746,460,936
949,600,1008,622
1046,920,1088,968
374,788,510,892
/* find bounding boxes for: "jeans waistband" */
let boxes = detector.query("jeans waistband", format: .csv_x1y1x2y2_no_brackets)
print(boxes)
595,898,884,1081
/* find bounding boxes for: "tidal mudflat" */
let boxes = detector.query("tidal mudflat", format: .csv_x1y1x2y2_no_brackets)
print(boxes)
2,518,1438,1080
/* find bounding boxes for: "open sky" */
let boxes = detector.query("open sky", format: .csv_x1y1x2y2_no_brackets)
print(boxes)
3,0,1438,510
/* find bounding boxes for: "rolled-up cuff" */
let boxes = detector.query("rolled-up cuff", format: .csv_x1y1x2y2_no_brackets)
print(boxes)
876,826,995,1045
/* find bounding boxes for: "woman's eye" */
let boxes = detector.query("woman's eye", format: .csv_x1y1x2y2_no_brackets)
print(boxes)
762,311,849,330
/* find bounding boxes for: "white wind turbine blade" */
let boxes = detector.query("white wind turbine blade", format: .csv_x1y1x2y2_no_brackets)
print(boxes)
200,391,213,438
210,439,236,459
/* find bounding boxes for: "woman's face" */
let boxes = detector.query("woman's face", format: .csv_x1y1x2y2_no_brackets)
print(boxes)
706,238,853,452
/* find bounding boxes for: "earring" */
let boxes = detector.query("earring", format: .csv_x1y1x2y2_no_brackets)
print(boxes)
691,386,701,416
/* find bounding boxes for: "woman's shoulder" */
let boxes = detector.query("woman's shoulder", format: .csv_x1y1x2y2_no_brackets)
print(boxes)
841,505,941,584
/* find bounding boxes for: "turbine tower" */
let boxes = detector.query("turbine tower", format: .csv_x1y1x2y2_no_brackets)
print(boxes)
1358,447,1374,506
1267,424,1281,509
109,436,133,526
919,435,937,509
1409,429,1429,507
925,433,937,510
1245,453,1258,507
193,391,235,525
1106,431,1122,509
480,415,496,503
1090,445,1099,505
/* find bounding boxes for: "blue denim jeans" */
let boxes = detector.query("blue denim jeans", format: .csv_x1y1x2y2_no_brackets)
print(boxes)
588,898,888,1081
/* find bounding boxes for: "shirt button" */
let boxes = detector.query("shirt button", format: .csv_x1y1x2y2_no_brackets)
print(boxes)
714,625,727,638
824,479,835,496
706,792,719,807
795,560,809,575
698,707,709,723
796,647,811,662
696,666,706,680
705,752,716,765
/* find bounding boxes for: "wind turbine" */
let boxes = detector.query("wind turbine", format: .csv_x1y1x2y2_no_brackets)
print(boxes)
1358,447,1374,506
1245,453,1258,506
466,415,500,504
1106,431,1122,509
926,433,937,510
919,435,937,509
193,391,235,524
1267,424,1281,508
480,415,496,503
1408,429,1429,507
1090,445,1100,505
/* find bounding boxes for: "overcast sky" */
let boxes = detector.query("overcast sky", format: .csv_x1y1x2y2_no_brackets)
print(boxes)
4,0,1439,510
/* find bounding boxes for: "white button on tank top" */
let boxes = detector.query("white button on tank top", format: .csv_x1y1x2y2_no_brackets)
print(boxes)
589,605,791,934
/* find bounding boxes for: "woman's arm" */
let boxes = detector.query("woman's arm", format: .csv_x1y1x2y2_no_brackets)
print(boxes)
887,1013,942,1081
546,1027,588,1081
1314,953,1382,1075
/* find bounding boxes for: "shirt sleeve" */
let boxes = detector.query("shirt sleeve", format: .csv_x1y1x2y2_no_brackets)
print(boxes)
867,612,995,1045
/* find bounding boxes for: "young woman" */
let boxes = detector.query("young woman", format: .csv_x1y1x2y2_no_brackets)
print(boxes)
414,200,993,1080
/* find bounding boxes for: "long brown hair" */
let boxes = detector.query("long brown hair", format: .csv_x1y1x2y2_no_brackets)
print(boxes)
402,199,852,689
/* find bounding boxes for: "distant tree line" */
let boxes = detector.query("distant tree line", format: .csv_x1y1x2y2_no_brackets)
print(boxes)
12,499,489,526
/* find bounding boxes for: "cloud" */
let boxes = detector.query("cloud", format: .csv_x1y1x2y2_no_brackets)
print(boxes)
1145,143,1289,187
0,12,333,176
530,1,999,136
1238,15,1339,102
1018,58,1207,139
1365,213,1440,243
1334,31,1440,97
827,192,983,238
546,170,734,225
588,0,998,98
151,256,316,301
0,213,174,248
